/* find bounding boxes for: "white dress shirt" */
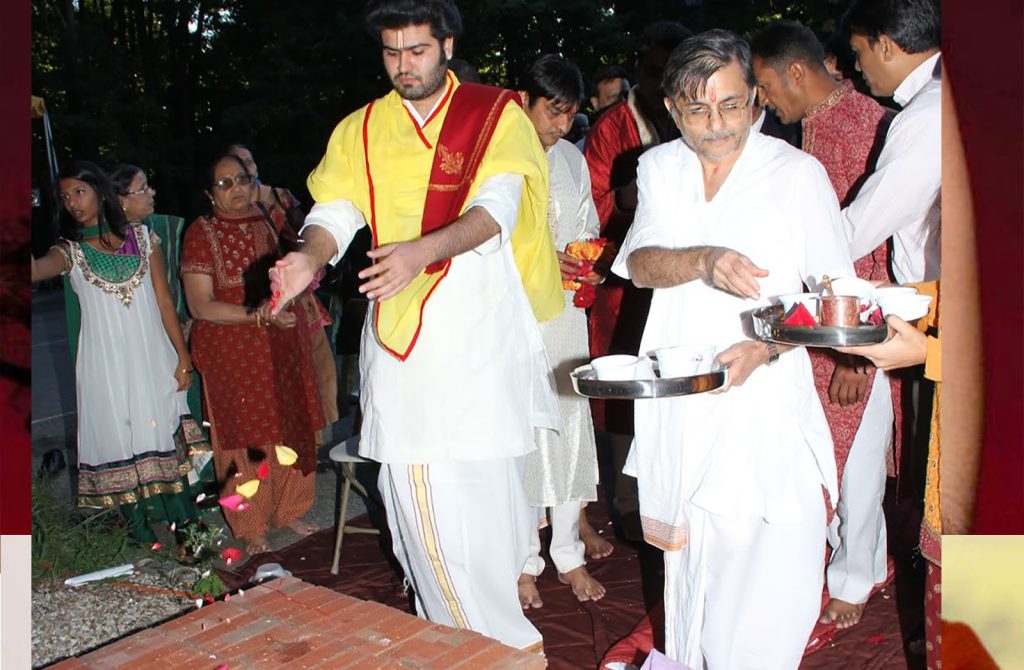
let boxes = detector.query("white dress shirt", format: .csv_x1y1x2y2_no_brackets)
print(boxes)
842,53,942,283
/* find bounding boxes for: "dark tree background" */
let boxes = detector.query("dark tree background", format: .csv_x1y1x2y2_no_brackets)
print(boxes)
31,0,850,243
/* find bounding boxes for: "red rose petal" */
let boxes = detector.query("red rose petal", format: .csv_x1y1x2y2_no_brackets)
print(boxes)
256,461,271,481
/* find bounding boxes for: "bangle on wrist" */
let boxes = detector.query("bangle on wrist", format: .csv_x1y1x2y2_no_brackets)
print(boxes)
764,341,780,366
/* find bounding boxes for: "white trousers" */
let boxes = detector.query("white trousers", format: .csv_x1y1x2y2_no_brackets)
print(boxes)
826,370,892,604
379,457,543,651
522,499,585,576
664,455,826,669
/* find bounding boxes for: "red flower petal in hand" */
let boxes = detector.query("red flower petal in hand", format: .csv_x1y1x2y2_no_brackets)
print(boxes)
574,283,597,308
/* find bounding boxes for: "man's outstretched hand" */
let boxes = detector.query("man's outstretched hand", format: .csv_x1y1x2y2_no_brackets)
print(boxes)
269,251,319,316
703,247,769,300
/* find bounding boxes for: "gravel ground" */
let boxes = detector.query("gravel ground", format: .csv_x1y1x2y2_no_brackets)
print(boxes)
30,449,372,669
32,560,199,668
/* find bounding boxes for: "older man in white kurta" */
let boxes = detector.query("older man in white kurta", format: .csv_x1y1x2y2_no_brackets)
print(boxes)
612,31,855,668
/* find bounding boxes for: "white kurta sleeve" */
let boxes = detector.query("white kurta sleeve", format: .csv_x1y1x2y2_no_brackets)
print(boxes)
299,199,368,266
790,159,856,289
611,150,675,280
463,172,524,255
575,151,601,241
840,100,940,263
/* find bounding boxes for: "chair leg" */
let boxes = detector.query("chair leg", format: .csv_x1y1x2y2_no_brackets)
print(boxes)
331,472,353,575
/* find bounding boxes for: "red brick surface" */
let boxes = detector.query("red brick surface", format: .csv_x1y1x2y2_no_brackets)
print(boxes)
47,577,547,669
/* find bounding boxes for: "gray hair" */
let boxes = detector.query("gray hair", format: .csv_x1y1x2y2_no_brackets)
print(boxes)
662,29,757,102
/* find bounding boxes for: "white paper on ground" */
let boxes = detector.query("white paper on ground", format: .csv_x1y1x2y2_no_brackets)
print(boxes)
64,564,134,587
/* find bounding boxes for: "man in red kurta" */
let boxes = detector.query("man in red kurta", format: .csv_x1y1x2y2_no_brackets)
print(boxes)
752,21,899,629
583,21,690,537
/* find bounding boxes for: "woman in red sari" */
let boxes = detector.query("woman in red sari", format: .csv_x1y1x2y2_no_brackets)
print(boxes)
181,153,325,555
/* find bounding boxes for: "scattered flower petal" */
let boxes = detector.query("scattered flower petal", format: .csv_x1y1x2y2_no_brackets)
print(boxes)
169,522,176,532
151,542,162,552
238,588,244,597
221,547,243,564
256,461,271,481
275,445,298,466
218,494,245,511
204,594,214,603
201,570,211,579
224,593,231,601
195,493,207,503
195,599,203,608
236,479,260,499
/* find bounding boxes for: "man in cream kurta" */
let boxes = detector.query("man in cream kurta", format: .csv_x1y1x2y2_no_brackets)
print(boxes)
268,1,562,653
516,55,605,608
612,32,855,668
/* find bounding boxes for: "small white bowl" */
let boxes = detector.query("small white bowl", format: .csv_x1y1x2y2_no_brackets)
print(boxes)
827,277,877,301
592,355,653,380
653,344,716,377
875,286,919,299
878,293,932,321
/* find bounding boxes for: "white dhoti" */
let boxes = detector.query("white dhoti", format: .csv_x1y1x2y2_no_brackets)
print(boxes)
379,457,542,652
664,452,827,670
826,370,893,603
523,499,585,576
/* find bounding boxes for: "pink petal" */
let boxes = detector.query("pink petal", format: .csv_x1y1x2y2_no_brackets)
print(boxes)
151,542,162,551
218,494,244,511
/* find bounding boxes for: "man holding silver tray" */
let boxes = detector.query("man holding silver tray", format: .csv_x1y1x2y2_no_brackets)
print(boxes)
610,30,856,668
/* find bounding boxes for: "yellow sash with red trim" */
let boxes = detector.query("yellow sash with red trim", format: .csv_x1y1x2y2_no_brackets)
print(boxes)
356,81,561,360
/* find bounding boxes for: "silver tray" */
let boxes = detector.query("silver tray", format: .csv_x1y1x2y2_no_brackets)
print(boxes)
571,364,727,399
751,305,888,347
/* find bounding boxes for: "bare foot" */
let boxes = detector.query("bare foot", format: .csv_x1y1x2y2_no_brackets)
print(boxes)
244,536,271,556
518,574,544,609
818,598,865,629
285,518,318,536
579,511,614,559
558,565,606,602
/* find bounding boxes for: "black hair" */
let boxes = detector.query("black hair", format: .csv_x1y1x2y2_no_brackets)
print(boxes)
54,160,128,243
593,64,631,87
639,21,693,58
364,0,462,42
662,29,757,102
522,54,585,111
108,164,145,196
449,57,480,83
841,0,940,53
749,21,827,73
822,31,859,79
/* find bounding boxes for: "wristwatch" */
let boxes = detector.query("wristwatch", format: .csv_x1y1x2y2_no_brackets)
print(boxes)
764,341,780,366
